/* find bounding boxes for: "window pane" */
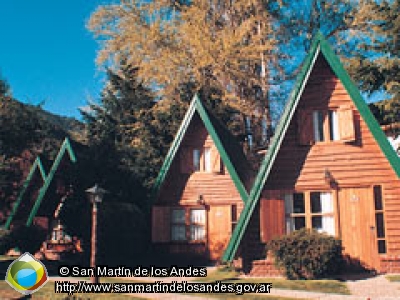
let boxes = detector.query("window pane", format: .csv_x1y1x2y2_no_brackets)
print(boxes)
376,213,385,238
190,225,205,241
204,148,211,172
171,225,186,241
193,149,201,171
329,111,339,141
374,186,383,211
171,209,185,223
294,217,306,230
378,240,386,254
311,192,322,213
312,216,322,231
286,217,294,234
311,192,333,213
293,193,305,213
284,194,293,214
312,216,335,235
190,209,205,224
313,111,324,142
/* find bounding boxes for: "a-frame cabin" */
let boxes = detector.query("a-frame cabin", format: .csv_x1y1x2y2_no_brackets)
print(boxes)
151,95,253,261
223,33,400,274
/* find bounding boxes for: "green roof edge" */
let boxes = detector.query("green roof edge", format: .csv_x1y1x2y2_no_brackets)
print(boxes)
221,33,322,262
222,32,400,262
151,94,249,205
318,38,400,178
4,157,47,229
26,137,77,226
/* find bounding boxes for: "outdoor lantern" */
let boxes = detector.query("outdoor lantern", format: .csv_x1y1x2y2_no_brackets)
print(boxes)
85,184,106,204
85,184,106,284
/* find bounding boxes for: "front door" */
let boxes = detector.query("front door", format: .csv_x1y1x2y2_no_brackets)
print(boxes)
338,187,379,270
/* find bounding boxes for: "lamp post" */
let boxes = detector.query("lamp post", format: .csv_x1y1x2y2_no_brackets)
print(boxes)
85,184,106,284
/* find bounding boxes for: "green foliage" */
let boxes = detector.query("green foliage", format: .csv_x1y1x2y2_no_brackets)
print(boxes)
369,99,400,125
97,202,147,265
267,229,343,279
87,0,278,151
0,225,46,254
0,76,10,97
81,67,163,203
0,95,73,223
347,0,399,103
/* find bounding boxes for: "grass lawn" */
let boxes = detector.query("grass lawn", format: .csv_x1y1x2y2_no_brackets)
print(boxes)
386,275,400,282
0,280,147,299
195,266,350,295
190,294,305,300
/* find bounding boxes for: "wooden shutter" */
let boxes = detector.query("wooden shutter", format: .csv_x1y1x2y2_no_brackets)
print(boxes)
211,146,222,174
297,110,314,145
338,106,355,142
260,191,285,243
151,206,171,242
180,148,193,174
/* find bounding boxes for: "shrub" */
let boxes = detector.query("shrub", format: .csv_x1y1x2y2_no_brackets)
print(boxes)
0,225,46,254
267,228,343,279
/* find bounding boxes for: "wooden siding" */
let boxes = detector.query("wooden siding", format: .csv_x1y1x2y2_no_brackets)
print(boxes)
263,55,400,258
259,190,285,243
157,113,244,207
154,113,244,259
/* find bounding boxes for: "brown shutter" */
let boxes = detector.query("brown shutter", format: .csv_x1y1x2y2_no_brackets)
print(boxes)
338,106,355,142
152,206,171,242
180,148,193,174
298,110,314,145
211,146,222,174
260,191,285,243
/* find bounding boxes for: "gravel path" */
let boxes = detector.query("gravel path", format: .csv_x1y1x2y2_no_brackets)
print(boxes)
50,271,400,300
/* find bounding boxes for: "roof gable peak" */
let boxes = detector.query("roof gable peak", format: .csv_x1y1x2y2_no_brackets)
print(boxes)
152,94,249,204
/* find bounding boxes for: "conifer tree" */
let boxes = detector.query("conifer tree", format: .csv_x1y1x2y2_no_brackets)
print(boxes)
88,0,277,149
346,0,399,118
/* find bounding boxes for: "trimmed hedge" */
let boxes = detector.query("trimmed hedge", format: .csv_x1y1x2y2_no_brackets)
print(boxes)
267,228,343,279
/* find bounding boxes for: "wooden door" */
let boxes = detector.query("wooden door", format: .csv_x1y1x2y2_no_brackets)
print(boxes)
338,187,379,270
208,205,231,260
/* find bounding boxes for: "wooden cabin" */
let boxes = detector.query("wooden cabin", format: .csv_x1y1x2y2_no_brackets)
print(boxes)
151,95,253,261
222,33,400,274
5,138,82,260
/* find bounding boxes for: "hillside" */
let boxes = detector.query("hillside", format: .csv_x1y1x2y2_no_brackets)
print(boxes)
0,96,86,223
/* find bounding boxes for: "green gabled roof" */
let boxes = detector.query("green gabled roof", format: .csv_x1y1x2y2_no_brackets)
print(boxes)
26,137,77,226
4,157,47,229
152,94,249,203
222,32,400,262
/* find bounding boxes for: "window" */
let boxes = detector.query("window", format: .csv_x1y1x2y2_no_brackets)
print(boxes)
328,110,339,141
204,148,211,172
313,111,325,142
192,148,211,172
190,209,206,240
299,107,355,145
313,110,339,142
171,209,186,241
171,208,206,242
373,186,387,254
231,204,238,232
193,149,201,172
285,192,335,235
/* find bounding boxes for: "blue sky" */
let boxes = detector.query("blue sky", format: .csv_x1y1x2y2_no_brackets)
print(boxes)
0,1,388,120
0,1,109,118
